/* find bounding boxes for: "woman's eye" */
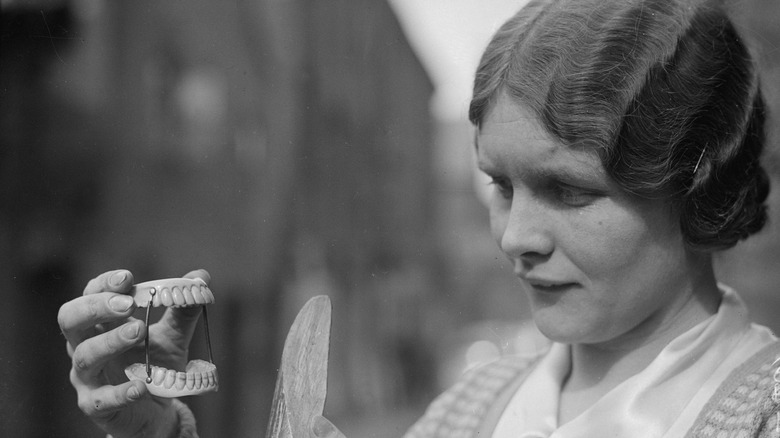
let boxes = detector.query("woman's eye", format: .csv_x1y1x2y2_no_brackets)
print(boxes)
554,184,599,207
489,176,513,199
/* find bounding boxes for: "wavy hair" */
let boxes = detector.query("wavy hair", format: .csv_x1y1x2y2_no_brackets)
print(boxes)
470,0,769,251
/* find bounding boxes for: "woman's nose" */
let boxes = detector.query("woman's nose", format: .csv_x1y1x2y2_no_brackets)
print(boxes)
497,195,554,261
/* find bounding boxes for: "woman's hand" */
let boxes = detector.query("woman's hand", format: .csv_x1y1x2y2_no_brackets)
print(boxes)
58,269,210,438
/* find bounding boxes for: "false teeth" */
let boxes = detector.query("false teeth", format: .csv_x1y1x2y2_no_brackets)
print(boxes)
130,278,215,308
126,277,218,398
125,360,219,397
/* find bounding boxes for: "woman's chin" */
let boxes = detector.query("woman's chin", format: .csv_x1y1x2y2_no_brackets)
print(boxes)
532,309,598,345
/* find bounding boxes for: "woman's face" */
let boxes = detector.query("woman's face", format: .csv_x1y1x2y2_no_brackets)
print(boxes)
476,94,694,346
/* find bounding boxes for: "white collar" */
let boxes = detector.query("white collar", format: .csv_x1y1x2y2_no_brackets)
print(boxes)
493,286,776,438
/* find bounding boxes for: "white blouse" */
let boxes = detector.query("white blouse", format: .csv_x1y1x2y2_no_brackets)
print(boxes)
492,286,776,438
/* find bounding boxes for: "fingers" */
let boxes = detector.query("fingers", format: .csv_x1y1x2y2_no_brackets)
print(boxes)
84,269,135,296
60,269,135,349
74,374,180,438
62,269,209,372
311,416,347,438
183,268,210,285
153,305,202,355
75,379,147,420
59,291,138,348
71,320,146,382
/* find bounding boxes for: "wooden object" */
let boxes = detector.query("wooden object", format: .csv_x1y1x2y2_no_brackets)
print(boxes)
266,295,332,438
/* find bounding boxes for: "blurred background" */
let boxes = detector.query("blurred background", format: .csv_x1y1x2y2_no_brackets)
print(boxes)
1,0,779,436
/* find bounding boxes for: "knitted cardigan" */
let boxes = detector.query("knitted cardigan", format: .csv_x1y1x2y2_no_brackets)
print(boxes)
403,342,780,438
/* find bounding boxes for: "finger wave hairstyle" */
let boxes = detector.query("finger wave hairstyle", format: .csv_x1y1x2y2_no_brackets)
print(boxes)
470,0,769,251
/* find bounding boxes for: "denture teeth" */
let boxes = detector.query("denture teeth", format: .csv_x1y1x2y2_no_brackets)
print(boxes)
203,287,215,304
175,372,187,390
161,288,173,306
159,287,169,306
191,286,206,304
153,366,166,385
164,369,176,389
182,286,195,305
132,278,214,308
125,360,217,397
172,286,184,306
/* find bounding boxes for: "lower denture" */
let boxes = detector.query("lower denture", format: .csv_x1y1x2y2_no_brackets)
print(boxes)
125,360,218,397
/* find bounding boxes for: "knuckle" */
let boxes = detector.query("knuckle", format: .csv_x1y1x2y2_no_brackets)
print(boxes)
78,390,121,420
92,397,106,414
72,347,92,373
77,393,95,416
86,296,101,322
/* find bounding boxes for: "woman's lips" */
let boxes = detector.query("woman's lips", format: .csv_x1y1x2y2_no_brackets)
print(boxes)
525,279,578,293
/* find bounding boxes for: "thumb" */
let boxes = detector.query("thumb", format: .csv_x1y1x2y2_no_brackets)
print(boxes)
154,270,212,346
183,269,211,285
311,415,347,438
155,303,202,344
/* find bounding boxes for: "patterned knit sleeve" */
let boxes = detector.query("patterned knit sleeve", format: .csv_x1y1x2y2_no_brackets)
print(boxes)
684,342,780,438
403,356,538,438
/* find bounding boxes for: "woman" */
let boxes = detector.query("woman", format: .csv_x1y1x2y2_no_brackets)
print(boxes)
58,0,779,436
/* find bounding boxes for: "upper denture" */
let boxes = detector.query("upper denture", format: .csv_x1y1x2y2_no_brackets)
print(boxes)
131,278,215,308
182,287,195,305
161,288,173,306
171,286,184,305
191,286,206,304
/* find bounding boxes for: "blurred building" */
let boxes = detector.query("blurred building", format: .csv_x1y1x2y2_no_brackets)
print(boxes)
2,0,439,436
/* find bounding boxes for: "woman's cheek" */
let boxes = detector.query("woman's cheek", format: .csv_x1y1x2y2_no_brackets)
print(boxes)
561,214,646,288
489,204,510,250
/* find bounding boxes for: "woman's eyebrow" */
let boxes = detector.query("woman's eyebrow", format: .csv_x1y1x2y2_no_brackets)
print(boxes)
531,161,609,187
534,165,591,181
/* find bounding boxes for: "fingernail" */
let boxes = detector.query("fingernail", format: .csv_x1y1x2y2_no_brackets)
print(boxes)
122,321,140,339
127,385,140,400
109,295,134,312
311,415,336,437
109,271,128,287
